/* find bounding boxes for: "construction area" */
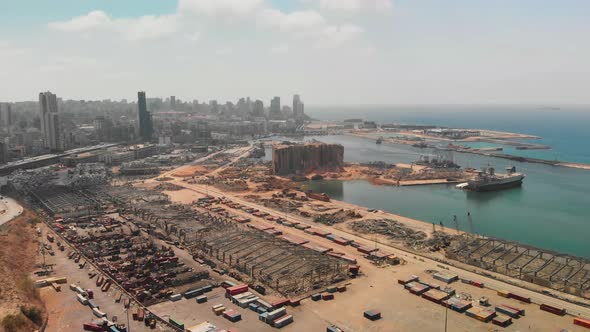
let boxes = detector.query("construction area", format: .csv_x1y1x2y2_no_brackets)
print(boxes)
191,222,349,297
448,237,590,298
3,142,589,332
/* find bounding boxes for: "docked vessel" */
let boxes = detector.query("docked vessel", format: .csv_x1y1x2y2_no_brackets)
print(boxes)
457,166,525,192
306,191,330,202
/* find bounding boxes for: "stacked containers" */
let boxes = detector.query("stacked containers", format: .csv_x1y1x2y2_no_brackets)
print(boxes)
492,314,512,327
273,315,293,328
495,304,521,318
433,273,459,284
223,309,242,322
226,284,248,296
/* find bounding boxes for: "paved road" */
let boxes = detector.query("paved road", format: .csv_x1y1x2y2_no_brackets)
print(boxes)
172,179,590,319
0,196,24,227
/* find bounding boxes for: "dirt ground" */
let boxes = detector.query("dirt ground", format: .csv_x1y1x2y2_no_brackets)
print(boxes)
0,208,46,331
162,183,589,332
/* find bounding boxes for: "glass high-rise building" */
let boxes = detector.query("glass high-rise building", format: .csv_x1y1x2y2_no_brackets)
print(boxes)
137,91,153,141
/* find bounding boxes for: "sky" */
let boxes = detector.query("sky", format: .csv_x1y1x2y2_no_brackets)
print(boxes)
1,0,589,105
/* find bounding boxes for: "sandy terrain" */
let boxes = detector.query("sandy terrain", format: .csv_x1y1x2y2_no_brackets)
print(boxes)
160,182,590,331
0,208,45,330
0,196,24,227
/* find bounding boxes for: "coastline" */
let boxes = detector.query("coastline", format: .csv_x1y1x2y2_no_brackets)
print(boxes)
347,131,590,171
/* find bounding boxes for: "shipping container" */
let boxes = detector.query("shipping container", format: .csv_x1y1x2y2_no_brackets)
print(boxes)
364,310,381,321
77,294,89,305
168,317,185,330
540,304,566,316
272,314,293,328
227,284,248,296
196,295,207,303
574,317,590,329
398,275,419,285
92,308,106,318
137,308,145,322
267,307,287,322
272,299,290,309
508,293,531,303
321,293,334,301
492,314,512,327
432,272,458,284
497,290,510,298
311,293,322,301
88,300,99,309
327,326,344,332
223,309,242,322
108,326,120,332
83,323,104,332
495,305,520,318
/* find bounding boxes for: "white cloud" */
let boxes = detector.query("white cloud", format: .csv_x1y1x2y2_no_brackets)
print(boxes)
310,0,393,13
259,9,362,47
48,10,111,32
260,9,325,33
49,11,179,41
270,43,289,54
178,0,264,17
318,24,363,47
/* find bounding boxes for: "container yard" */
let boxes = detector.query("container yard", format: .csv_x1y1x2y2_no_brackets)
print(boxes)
4,142,586,332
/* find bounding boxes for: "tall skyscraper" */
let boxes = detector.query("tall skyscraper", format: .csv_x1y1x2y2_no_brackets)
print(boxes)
137,91,153,141
293,94,305,122
270,96,282,119
253,100,265,117
39,91,61,151
170,96,176,110
0,103,12,131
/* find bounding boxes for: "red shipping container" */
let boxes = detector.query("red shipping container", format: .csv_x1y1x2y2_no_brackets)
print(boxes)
83,323,104,332
272,299,290,308
574,317,590,329
508,293,531,303
540,304,565,316
227,284,248,296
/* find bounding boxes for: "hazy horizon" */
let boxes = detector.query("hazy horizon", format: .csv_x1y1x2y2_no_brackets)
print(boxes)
2,0,590,105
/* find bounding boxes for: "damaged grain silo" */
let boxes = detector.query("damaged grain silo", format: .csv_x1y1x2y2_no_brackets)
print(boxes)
272,141,344,175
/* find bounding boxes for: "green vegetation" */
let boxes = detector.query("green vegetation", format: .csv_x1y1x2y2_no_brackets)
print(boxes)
20,306,42,325
1,314,27,332
17,275,39,300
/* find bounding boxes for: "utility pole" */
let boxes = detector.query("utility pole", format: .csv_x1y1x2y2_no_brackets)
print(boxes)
444,304,448,332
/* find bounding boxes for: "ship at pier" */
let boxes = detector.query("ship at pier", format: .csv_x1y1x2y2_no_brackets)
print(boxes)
457,166,525,192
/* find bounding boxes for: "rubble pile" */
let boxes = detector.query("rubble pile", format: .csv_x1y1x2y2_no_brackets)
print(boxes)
350,219,459,251
314,209,362,225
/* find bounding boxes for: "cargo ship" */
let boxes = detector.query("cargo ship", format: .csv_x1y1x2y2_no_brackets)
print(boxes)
456,166,525,192
306,191,330,202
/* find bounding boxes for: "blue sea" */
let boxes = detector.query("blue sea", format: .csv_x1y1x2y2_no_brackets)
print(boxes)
307,105,590,165
265,105,590,258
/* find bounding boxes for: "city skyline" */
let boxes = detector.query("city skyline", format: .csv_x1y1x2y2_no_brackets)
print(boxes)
2,0,590,105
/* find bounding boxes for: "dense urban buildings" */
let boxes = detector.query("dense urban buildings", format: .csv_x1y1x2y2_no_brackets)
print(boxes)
137,91,153,141
38,91,61,151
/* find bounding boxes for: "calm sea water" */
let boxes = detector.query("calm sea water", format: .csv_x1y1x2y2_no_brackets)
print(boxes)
307,105,590,164
305,134,590,258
